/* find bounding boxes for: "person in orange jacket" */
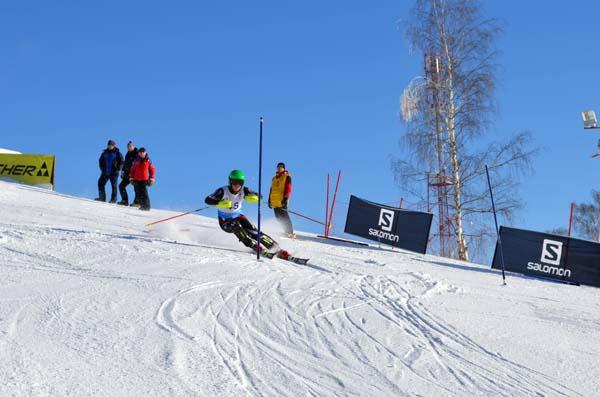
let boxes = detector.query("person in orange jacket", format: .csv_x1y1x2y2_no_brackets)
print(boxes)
129,147,155,211
268,162,295,238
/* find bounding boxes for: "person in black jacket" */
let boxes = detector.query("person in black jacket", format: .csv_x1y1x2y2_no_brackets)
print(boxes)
95,139,123,203
117,141,138,206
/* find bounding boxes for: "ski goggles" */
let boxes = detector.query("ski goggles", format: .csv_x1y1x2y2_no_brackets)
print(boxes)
229,179,244,186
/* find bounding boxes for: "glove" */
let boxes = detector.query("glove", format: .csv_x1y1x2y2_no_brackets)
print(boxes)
244,195,259,204
281,197,288,209
148,179,154,187
217,199,233,209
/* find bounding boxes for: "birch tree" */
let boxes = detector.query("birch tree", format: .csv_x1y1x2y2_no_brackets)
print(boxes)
573,192,600,241
396,0,536,261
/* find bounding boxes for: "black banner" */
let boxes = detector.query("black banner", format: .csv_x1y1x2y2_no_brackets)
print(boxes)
492,226,600,288
343,195,432,254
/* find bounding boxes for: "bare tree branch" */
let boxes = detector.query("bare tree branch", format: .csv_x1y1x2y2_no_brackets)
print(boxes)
395,0,537,262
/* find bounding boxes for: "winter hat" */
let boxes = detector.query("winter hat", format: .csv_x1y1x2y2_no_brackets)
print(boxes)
107,139,116,146
138,147,146,153
127,141,134,146
277,162,285,169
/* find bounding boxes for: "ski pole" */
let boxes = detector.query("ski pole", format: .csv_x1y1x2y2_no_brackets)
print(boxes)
261,201,326,226
145,206,210,227
287,208,327,226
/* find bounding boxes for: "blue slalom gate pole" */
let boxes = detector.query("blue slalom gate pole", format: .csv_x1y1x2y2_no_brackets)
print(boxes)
485,165,507,285
257,116,264,261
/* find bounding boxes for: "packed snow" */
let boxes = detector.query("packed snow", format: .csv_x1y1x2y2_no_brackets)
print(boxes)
0,148,21,154
0,180,598,396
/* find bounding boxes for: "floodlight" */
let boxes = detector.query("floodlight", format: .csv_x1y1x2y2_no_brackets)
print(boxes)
592,138,600,158
582,110,598,129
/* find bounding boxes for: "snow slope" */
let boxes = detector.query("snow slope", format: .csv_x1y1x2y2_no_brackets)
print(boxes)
0,180,598,396
0,148,21,154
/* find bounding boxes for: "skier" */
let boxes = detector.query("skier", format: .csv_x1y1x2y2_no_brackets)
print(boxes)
204,169,289,259
96,139,124,203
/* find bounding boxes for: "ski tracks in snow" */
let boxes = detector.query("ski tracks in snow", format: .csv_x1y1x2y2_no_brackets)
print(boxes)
1,181,592,396
351,274,577,396
154,263,578,396
1,219,579,396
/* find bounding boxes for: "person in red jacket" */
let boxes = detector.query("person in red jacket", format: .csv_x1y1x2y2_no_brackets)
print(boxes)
129,147,155,211
268,162,295,237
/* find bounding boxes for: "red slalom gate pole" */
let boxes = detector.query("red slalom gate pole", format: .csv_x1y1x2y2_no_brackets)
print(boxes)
327,170,342,236
568,202,575,237
325,174,330,237
426,173,430,212
399,197,404,209
145,206,210,227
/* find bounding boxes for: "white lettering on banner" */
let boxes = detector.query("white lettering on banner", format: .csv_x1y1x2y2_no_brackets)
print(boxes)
378,209,394,232
368,228,399,243
527,262,572,278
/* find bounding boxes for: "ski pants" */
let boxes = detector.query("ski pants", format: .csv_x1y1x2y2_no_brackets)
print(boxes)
273,207,294,235
98,173,118,202
119,173,137,204
219,215,276,250
132,181,151,210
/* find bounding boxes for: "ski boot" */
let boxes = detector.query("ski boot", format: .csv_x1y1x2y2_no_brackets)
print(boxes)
276,250,290,260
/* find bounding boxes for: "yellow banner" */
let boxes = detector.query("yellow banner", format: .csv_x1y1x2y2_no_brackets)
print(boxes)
0,154,55,185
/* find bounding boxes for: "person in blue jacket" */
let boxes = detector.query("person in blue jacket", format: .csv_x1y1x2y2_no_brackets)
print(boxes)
95,139,123,203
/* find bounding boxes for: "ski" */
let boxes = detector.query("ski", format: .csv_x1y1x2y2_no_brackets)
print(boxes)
274,250,310,265
286,256,310,265
255,249,309,265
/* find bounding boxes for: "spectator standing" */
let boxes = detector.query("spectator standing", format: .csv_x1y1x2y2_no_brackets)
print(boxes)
96,139,123,203
268,162,295,238
118,141,139,206
129,147,155,211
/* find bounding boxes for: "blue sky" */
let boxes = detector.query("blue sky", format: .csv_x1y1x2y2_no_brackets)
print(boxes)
1,1,599,257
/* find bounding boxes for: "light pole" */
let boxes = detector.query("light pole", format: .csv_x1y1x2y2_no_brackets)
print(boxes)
581,110,600,157
580,110,600,241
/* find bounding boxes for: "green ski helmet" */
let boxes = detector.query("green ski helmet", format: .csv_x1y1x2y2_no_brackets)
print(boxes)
228,169,245,186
